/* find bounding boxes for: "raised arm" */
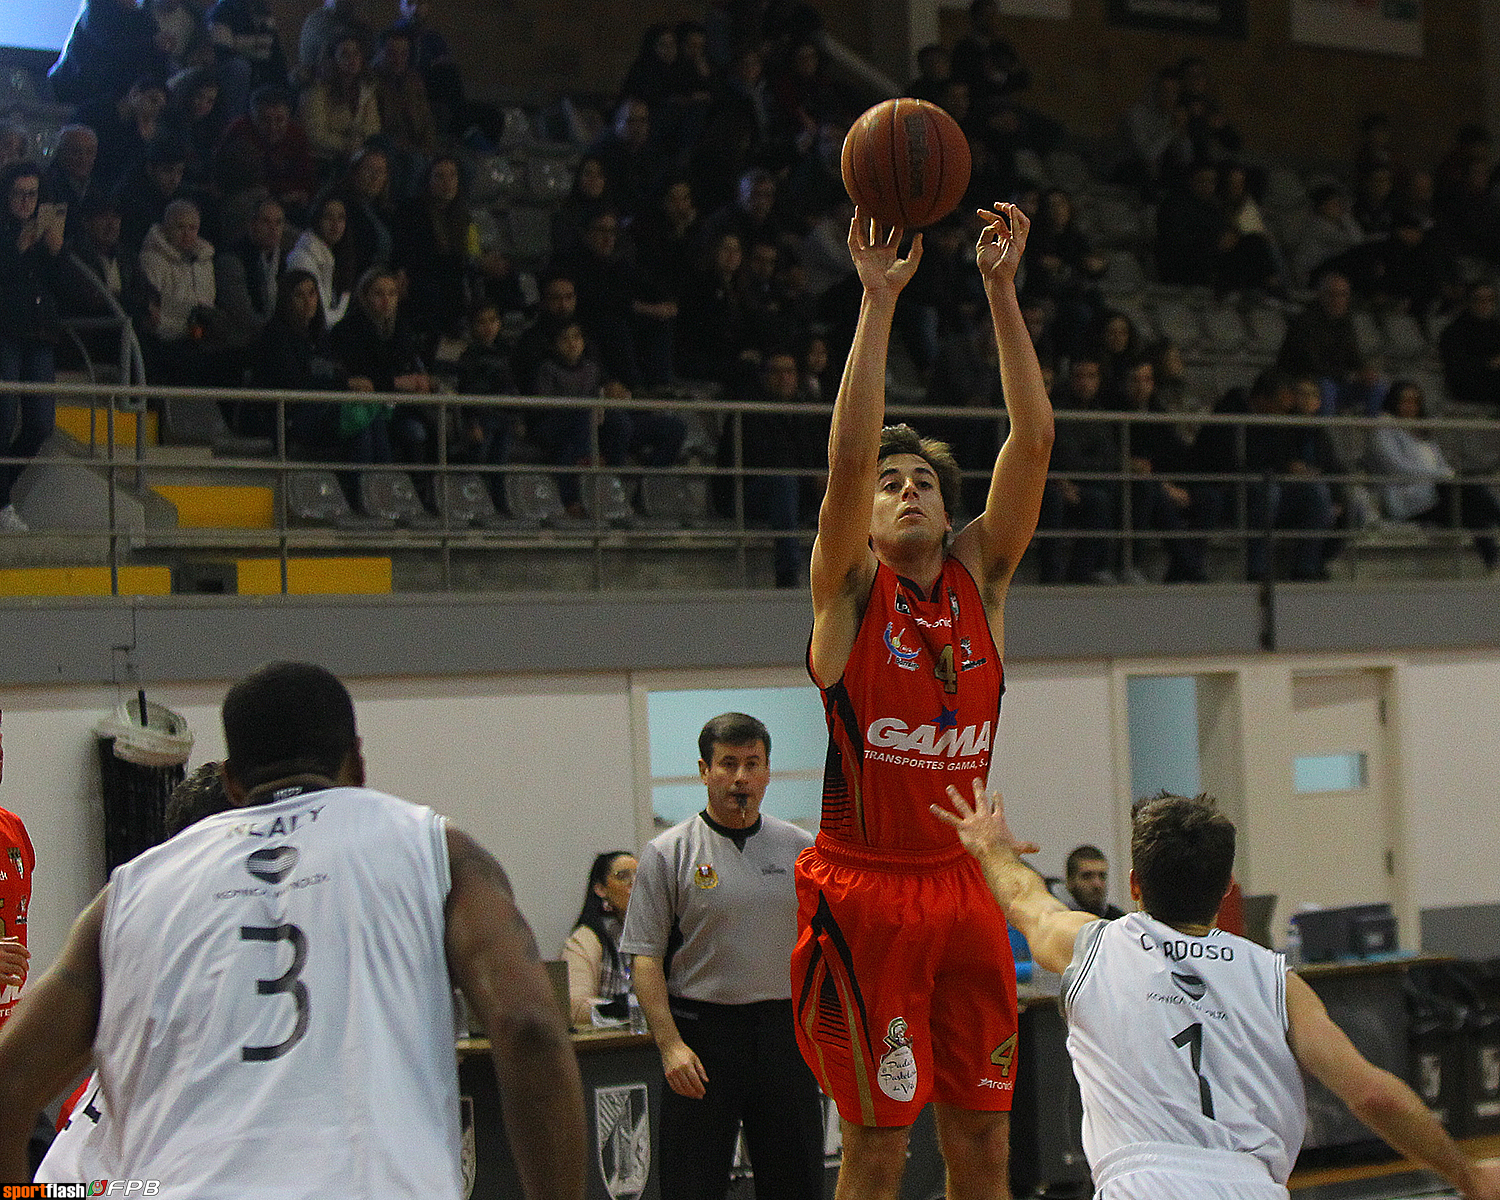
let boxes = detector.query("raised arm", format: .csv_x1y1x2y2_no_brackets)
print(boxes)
445,827,586,1200
808,210,922,686
0,889,106,1181
1287,971,1500,1200
933,779,1095,975
950,204,1054,620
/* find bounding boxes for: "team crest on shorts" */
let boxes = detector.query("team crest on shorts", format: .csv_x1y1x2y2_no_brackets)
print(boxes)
694,864,718,889
877,1017,918,1102
595,1082,651,1199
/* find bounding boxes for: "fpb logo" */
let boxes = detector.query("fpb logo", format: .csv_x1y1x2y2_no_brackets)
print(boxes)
92,1184,162,1196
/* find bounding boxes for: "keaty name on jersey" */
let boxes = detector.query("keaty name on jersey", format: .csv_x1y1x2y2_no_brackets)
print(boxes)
865,718,991,766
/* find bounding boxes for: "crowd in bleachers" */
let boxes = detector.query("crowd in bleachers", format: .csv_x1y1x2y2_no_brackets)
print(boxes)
5,0,1500,579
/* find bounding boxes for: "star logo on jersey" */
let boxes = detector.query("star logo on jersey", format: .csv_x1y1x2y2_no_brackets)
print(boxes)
934,705,958,732
246,845,300,884
883,623,920,671
693,864,718,889
1171,970,1208,1002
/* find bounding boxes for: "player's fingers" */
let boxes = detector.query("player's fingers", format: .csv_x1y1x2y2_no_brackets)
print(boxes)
930,803,959,826
1014,840,1041,856
944,782,972,816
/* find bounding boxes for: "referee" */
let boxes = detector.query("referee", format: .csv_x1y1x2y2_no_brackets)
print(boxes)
623,711,824,1200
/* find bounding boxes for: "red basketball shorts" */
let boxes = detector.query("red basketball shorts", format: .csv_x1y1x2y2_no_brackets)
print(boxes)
791,834,1019,1127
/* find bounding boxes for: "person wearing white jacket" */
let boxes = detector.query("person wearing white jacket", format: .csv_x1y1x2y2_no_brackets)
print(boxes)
1367,378,1500,570
138,197,216,341
285,192,351,324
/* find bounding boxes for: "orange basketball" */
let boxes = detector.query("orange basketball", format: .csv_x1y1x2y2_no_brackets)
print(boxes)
841,98,972,229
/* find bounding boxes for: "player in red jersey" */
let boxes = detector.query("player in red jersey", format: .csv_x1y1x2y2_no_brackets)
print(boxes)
0,711,33,1031
792,203,1052,1200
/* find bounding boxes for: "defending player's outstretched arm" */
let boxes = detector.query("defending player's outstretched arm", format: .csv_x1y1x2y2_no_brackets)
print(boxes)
445,826,587,1200
1287,972,1500,1200
0,887,105,1181
934,778,1095,976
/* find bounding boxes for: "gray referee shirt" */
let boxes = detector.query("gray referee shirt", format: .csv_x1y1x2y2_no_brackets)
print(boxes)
620,810,813,1005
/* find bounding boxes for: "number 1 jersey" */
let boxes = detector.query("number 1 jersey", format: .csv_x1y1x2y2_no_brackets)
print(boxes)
96,786,462,1198
1062,912,1306,1189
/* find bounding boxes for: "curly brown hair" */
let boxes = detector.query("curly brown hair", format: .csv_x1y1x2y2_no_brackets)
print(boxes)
1130,791,1235,926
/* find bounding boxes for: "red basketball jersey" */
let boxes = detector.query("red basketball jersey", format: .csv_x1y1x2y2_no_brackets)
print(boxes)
813,559,1003,852
0,806,35,1027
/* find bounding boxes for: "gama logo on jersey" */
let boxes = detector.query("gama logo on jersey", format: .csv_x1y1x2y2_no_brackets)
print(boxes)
866,715,992,759
882,623,920,671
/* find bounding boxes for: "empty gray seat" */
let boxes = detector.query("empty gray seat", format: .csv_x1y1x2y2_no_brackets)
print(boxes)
358,470,444,529
580,473,635,527
437,472,536,530
286,471,393,530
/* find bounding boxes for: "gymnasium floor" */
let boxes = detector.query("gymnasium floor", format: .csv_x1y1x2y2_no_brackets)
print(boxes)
1286,1134,1500,1200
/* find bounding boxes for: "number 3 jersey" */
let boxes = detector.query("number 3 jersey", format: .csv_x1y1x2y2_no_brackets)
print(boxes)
815,559,1002,851
96,786,462,1198
1062,912,1306,1189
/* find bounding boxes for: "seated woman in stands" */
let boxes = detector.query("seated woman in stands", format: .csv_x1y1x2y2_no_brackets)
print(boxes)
286,191,356,325
249,267,372,451
562,851,637,1028
1367,378,1500,572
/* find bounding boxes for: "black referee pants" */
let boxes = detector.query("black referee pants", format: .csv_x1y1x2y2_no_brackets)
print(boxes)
659,997,825,1200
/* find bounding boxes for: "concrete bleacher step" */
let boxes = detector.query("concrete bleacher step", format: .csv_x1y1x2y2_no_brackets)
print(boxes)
0,564,171,597
55,403,159,449
150,484,276,529
175,556,393,595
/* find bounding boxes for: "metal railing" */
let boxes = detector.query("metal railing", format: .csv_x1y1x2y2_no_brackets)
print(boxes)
4,375,1499,595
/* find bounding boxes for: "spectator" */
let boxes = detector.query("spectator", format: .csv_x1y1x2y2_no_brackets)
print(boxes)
1123,66,1192,194
721,348,809,587
619,24,680,114
1433,124,1494,259
300,33,382,173
1352,162,1399,240
1051,844,1126,919
1439,279,1500,413
950,0,1031,110
371,26,439,178
163,64,229,193
1038,355,1121,583
79,74,170,196
297,0,370,87
551,208,674,389
701,167,798,264
905,42,951,105
1292,182,1366,287
250,267,373,452
531,319,623,514
60,193,135,317
137,197,240,386
922,319,1003,520
0,163,65,533
48,0,170,109
1156,158,1278,294
148,0,213,75
393,154,476,352
333,146,397,283
590,97,672,224
1115,356,1215,583
392,0,468,136
1026,187,1106,355
1278,269,1375,413
329,264,435,478
630,177,703,325
214,83,318,224
1241,369,1340,582
453,300,519,508
549,156,611,259
1176,55,1242,166
511,271,580,392
214,194,285,346
113,134,192,261
562,851,638,1029
286,191,356,325
1367,378,1500,570
41,126,100,235
206,0,289,119
676,229,752,387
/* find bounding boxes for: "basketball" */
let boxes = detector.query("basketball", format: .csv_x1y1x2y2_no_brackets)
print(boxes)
841,98,972,229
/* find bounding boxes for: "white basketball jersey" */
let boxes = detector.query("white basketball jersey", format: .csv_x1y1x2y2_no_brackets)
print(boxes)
1063,912,1306,1188
95,786,461,1198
